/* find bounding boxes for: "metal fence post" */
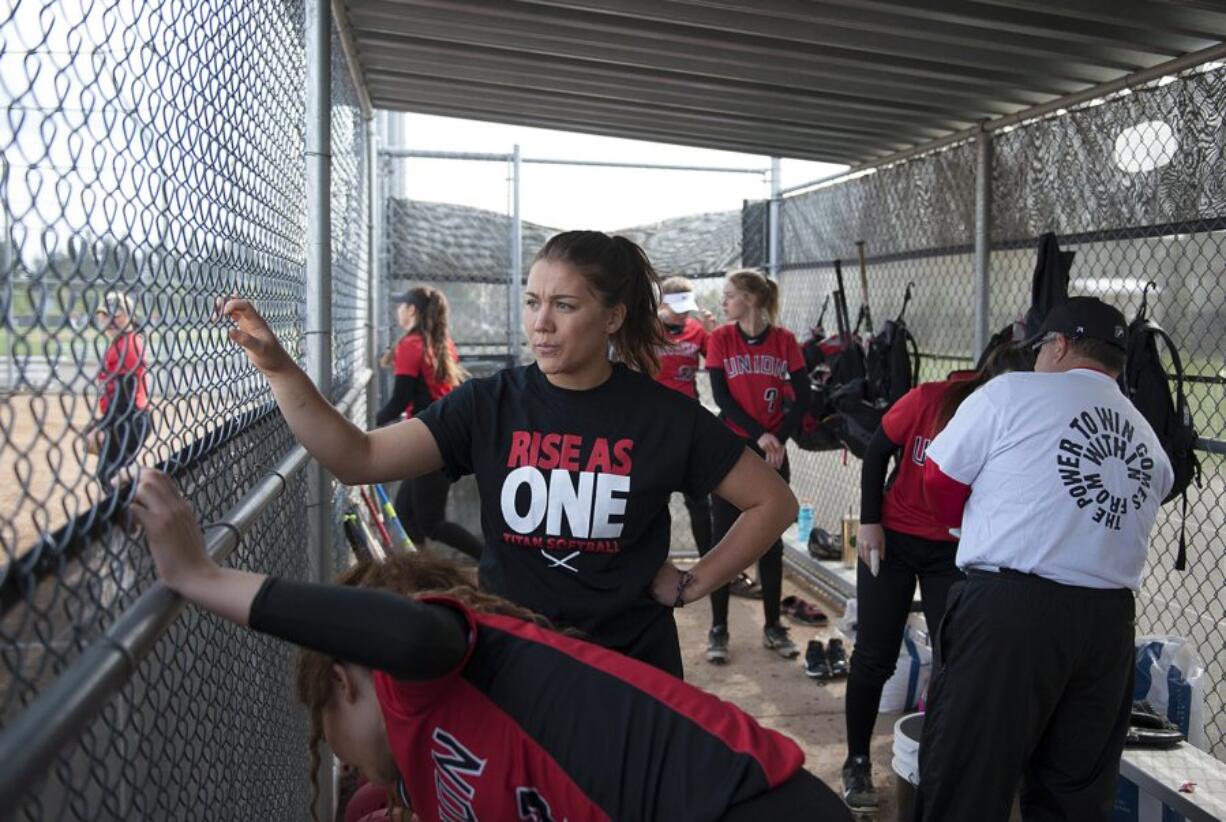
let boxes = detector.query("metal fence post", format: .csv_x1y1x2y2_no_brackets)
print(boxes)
768,156,781,278
509,144,523,367
973,125,992,359
305,0,334,818
366,116,378,428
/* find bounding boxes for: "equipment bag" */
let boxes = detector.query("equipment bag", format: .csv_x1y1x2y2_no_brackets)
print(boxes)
1119,283,1201,570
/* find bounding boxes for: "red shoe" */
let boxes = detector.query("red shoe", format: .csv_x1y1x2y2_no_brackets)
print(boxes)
782,595,829,626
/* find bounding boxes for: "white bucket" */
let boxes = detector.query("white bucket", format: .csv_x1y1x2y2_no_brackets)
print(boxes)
892,712,923,786
892,712,924,822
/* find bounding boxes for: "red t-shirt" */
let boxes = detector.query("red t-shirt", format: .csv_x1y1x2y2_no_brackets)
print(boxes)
393,334,458,417
879,376,973,542
705,324,805,438
97,331,149,415
655,317,707,399
374,597,804,822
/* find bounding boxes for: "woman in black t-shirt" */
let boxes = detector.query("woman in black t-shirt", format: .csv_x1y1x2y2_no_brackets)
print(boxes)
219,231,798,677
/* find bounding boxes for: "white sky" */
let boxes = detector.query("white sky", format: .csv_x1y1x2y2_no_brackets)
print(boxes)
393,113,846,231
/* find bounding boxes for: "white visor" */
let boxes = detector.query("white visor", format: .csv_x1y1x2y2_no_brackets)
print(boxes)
662,292,700,313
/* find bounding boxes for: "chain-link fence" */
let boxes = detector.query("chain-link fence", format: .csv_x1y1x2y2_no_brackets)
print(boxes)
779,60,1226,759
380,157,518,368
1,1,373,817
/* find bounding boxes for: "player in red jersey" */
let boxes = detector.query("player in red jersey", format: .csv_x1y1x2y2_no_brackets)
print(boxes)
87,291,152,484
840,342,1031,812
655,277,719,564
128,469,852,822
375,286,483,561
702,269,811,664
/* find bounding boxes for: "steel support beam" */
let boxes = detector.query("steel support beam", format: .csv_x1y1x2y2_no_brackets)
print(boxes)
509,145,523,368
305,2,335,818
365,117,378,428
768,158,782,278
973,126,993,360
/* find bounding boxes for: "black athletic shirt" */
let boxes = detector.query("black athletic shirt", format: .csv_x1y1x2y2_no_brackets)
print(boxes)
416,363,745,651
248,578,804,821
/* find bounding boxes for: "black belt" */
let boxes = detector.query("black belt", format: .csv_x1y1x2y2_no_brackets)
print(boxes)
967,567,1132,598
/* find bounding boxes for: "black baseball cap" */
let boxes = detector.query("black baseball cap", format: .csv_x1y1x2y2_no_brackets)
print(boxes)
1024,296,1128,350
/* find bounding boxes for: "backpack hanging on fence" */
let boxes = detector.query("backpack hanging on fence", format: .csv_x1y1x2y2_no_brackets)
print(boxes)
794,267,921,457
1119,282,1201,570
865,282,920,405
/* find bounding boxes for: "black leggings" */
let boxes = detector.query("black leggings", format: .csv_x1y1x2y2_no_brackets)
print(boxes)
393,471,484,560
701,453,788,630
683,492,712,553
844,527,962,760
95,409,151,485
721,769,852,821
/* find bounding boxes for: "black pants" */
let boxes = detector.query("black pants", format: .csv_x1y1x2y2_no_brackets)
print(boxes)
702,453,788,630
721,769,852,821
394,470,484,560
845,529,962,759
95,409,151,485
916,570,1135,822
684,492,713,554
621,611,684,680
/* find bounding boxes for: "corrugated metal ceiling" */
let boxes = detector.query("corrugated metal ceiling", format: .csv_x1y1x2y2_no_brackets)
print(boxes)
343,0,1226,163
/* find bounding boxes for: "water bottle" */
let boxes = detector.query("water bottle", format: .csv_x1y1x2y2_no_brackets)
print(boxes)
796,503,815,544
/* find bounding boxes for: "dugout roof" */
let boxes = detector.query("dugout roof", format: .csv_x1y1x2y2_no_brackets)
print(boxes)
340,0,1226,164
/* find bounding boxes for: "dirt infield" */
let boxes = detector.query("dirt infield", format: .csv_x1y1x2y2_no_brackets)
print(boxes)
0,391,259,560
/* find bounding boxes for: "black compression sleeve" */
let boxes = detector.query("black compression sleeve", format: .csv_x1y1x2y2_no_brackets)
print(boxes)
708,368,766,440
860,425,900,525
248,577,468,680
375,374,421,426
776,368,812,444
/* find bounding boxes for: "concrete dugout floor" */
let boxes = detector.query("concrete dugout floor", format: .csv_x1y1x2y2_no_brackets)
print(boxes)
674,572,902,820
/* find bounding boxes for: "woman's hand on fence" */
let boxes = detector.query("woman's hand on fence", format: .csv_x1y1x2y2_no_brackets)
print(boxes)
129,468,267,626
216,297,294,376
129,469,214,592
857,522,885,567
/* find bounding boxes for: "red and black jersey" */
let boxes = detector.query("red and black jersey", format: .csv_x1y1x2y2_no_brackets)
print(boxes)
393,334,458,418
879,376,973,542
97,331,149,415
375,596,805,822
655,317,708,399
705,324,805,438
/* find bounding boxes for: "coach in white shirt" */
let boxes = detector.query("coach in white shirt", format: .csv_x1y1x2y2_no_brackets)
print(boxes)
914,297,1173,822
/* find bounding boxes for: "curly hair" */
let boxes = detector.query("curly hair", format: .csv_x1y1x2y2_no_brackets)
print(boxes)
297,552,555,819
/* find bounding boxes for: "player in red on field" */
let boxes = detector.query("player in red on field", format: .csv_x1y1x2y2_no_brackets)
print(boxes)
87,290,152,484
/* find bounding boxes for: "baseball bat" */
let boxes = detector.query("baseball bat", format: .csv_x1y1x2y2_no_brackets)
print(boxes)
373,483,415,552
856,240,873,333
359,486,393,549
